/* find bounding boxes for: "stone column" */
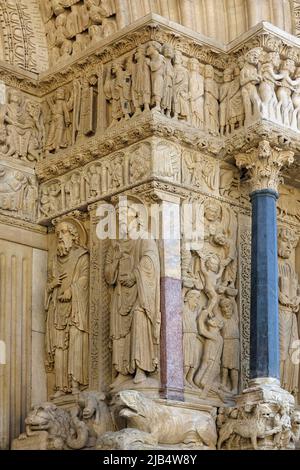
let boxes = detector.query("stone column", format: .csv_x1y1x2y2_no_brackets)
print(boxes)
218,141,297,450
152,191,184,401
236,140,294,386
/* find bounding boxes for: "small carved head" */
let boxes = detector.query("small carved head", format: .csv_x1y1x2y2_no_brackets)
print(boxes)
184,289,200,311
162,43,174,59
146,41,162,56
278,227,298,259
205,253,220,273
55,87,65,100
219,297,233,319
188,58,200,72
245,47,262,65
283,59,296,74
205,64,214,79
173,50,183,65
56,221,79,257
204,200,221,222
258,140,271,159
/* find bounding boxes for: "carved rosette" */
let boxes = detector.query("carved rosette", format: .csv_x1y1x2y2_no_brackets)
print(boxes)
235,141,294,194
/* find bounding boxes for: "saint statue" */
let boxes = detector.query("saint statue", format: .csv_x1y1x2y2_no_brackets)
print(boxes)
45,219,89,398
105,202,161,386
278,227,300,397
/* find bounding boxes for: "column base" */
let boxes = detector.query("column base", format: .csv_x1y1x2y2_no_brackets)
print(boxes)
217,378,300,450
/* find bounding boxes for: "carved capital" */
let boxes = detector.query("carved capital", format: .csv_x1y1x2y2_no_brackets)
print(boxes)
235,141,294,193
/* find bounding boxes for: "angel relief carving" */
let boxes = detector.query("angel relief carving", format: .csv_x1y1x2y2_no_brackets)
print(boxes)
182,150,219,192
104,202,161,389
182,198,239,400
45,86,73,154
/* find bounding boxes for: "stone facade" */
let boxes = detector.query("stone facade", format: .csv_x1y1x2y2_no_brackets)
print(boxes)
1,1,300,451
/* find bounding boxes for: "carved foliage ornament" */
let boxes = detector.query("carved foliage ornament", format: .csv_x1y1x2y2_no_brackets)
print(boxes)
235,140,294,193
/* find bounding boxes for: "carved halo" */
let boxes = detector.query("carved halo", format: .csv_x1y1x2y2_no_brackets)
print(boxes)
53,216,88,248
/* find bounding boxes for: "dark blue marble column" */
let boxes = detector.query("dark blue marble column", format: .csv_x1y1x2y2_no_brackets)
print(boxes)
250,189,280,380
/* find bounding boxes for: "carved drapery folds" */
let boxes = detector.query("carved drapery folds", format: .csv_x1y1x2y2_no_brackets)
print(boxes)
0,87,45,163
278,226,300,398
45,215,89,398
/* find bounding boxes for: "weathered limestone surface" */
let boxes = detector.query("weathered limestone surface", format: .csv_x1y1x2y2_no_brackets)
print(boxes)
2,1,300,451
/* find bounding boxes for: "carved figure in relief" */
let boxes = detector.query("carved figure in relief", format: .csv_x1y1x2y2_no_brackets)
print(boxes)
154,142,180,181
3,89,24,158
172,51,189,120
132,45,151,115
278,227,300,397
258,51,282,121
104,62,131,126
183,151,218,191
188,58,204,129
39,183,61,218
85,164,101,198
203,200,237,288
2,90,44,161
276,59,296,126
219,164,239,199
130,144,151,182
0,167,27,212
161,44,174,118
204,65,219,135
291,67,300,130
24,176,38,218
219,296,239,394
65,173,81,206
194,308,224,396
109,155,123,188
183,290,202,388
219,67,232,135
45,87,73,153
105,204,161,386
195,252,225,317
146,41,165,111
73,74,98,141
45,220,89,397
227,67,244,132
240,48,262,125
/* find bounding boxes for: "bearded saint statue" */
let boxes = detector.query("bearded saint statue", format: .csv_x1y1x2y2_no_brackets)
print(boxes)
45,219,89,398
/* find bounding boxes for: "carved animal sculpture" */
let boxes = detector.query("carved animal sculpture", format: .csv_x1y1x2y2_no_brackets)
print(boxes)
217,403,280,450
12,402,88,450
78,391,115,445
113,390,217,449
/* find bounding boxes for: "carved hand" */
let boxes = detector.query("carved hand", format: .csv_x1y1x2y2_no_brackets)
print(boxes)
120,273,136,287
58,287,72,302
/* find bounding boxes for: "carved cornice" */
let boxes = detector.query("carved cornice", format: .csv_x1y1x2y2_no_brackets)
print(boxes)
36,111,223,182
235,141,294,193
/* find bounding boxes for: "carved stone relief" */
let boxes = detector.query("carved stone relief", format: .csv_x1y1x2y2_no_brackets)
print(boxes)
0,87,44,163
45,216,89,398
278,226,300,398
40,0,117,66
182,196,239,403
217,402,300,450
0,164,38,221
104,200,161,390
